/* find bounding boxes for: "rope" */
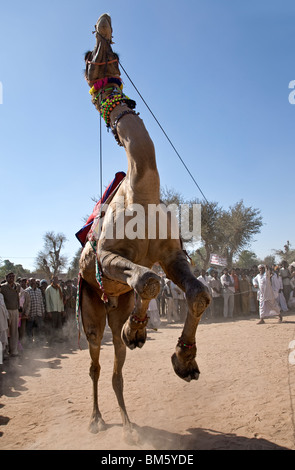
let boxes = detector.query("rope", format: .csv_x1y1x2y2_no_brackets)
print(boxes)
119,60,209,204
99,114,103,199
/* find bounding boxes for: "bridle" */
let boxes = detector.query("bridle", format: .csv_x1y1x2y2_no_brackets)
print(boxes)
86,56,119,85
86,58,118,67
85,27,138,147
86,28,119,80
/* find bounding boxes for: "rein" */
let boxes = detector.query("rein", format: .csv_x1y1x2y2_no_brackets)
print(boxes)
87,58,118,67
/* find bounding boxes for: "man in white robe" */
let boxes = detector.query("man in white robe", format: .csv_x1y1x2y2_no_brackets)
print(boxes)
271,267,288,312
253,265,282,324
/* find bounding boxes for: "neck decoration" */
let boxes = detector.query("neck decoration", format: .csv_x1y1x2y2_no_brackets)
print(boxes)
89,77,123,95
88,76,137,146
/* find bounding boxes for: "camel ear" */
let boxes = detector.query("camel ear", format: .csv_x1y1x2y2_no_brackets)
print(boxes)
84,51,92,63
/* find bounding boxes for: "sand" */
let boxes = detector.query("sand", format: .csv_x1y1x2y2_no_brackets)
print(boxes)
1,313,295,451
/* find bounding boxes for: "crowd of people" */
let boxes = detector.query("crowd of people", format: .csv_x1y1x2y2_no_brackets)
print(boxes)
0,274,77,360
1,261,295,359
197,261,295,322
149,261,295,327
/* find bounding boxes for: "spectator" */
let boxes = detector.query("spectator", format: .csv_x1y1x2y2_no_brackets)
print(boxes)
39,280,48,310
280,261,291,306
197,269,210,289
19,278,31,345
220,268,235,319
0,273,21,357
177,289,188,322
249,269,259,314
253,265,282,324
231,268,241,316
25,278,45,344
0,291,9,359
208,270,223,317
271,267,288,312
198,269,211,317
39,279,50,340
163,278,177,323
147,298,161,331
63,279,77,334
157,276,166,317
45,276,65,341
170,281,182,322
239,272,251,315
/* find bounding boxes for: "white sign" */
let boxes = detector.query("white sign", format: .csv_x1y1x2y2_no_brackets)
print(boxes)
210,254,227,266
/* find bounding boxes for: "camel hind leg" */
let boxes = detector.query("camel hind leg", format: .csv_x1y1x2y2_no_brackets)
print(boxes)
81,279,107,433
107,291,140,443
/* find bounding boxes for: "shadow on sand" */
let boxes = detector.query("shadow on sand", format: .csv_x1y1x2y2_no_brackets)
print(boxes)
133,423,291,450
0,327,115,437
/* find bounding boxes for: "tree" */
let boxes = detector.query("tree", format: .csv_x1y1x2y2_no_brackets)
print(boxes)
160,189,263,270
0,259,31,280
35,232,68,278
217,200,263,268
234,250,259,269
195,199,225,269
262,255,277,267
160,186,184,206
67,249,82,279
273,241,295,264
160,188,224,269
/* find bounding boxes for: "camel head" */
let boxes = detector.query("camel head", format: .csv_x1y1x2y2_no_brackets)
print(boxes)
84,14,121,86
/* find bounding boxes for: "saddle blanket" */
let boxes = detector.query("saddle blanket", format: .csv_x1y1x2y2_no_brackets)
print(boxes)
75,171,126,247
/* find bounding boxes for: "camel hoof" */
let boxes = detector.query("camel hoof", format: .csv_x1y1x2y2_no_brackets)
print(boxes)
171,353,200,382
121,321,147,350
89,417,106,434
142,276,160,299
134,271,161,300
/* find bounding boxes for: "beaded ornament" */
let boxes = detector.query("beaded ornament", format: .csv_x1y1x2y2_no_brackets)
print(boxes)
99,92,136,127
88,76,136,128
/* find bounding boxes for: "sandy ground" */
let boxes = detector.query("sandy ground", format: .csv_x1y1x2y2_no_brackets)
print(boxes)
1,312,295,451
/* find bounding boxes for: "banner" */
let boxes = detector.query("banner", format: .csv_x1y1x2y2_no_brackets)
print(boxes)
210,254,227,266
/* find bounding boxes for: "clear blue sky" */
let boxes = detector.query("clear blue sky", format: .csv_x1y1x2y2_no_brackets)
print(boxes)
0,0,294,272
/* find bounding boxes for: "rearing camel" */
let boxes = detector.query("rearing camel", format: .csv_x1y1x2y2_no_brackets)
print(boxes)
78,14,211,438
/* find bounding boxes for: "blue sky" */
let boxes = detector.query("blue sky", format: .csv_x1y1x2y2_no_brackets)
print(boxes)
0,0,294,272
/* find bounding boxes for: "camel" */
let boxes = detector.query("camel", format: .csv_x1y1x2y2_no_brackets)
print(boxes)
78,14,211,439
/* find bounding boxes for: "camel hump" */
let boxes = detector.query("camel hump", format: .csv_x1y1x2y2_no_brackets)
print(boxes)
95,13,113,42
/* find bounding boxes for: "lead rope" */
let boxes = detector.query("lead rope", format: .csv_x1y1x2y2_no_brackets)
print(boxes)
99,114,103,199
119,60,209,204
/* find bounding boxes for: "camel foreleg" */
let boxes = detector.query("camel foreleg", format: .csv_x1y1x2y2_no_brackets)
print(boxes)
121,295,150,350
160,251,211,382
100,250,161,349
100,250,161,299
